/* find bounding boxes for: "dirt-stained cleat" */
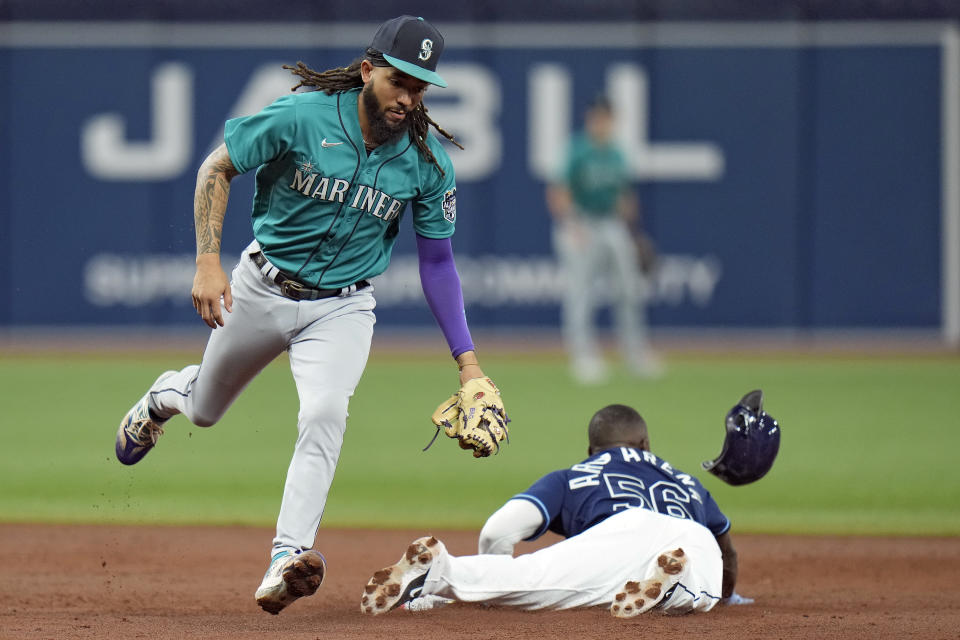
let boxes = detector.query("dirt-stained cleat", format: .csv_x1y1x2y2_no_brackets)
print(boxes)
256,549,327,615
360,536,444,615
611,547,687,618
115,371,176,465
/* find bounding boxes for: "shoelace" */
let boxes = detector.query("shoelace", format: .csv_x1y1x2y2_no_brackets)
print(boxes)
129,420,164,446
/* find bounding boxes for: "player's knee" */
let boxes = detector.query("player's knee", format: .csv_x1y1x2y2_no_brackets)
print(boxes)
298,393,349,431
190,409,225,428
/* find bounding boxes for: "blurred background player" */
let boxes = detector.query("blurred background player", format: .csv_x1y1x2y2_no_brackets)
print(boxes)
546,95,661,384
362,403,752,617
113,15,506,615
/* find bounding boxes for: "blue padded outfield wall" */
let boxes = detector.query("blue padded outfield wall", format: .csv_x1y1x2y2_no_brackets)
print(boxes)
0,17,956,334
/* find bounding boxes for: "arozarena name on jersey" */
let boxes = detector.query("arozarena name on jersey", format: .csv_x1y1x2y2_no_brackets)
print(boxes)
290,168,404,221
568,447,704,504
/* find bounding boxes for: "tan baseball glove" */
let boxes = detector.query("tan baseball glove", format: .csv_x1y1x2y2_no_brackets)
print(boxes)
427,377,510,458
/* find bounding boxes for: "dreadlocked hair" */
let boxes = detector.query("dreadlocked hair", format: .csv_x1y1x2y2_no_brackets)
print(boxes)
282,49,463,177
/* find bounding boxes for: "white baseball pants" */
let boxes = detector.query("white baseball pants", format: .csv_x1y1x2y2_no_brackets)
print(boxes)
423,507,723,612
147,240,376,556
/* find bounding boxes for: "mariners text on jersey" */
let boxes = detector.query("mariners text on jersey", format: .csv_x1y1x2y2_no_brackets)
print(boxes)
223,88,456,289
289,167,406,222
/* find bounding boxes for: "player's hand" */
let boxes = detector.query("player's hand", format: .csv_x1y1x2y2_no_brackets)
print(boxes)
192,255,233,328
557,218,588,249
721,591,754,606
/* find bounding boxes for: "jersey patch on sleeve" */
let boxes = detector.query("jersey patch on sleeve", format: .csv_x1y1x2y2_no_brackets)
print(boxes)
442,188,457,223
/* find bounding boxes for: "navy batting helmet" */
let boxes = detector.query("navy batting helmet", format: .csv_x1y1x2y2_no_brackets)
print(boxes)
701,389,781,486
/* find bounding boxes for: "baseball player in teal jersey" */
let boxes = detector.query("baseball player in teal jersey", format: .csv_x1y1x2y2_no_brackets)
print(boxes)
113,15,508,615
546,95,661,384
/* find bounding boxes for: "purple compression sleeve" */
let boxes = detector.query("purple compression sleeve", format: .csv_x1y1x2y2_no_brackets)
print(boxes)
416,234,475,358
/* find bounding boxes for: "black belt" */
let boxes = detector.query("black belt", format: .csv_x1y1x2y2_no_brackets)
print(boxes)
250,251,370,301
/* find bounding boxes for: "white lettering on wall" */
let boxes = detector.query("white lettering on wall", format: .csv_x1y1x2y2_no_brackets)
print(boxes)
426,64,502,180
78,61,722,184
80,252,722,308
206,62,292,154
607,63,725,180
654,255,723,307
528,64,573,180
226,63,295,118
529,63,725,181
83,254,237,306
81,63,194,181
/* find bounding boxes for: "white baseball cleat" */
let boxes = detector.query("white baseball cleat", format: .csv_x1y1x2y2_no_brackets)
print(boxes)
255,550,327,615
115,370,177,465
610,547,687,618
360,536,444,615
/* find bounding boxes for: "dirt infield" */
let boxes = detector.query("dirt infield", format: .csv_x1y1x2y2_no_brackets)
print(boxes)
1,524,957,640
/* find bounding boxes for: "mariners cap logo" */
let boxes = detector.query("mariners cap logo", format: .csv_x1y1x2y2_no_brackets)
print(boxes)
369,15,447,88
419,38,433,61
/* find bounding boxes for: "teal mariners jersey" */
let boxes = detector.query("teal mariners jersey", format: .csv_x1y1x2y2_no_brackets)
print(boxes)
561,134,630,218
224,87,457,289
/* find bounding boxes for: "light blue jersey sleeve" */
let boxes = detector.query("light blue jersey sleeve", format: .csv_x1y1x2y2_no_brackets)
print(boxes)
223,94,299,175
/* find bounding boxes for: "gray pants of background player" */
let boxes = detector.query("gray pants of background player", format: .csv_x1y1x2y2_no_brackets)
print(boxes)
147,240,376,557
552,214,653,375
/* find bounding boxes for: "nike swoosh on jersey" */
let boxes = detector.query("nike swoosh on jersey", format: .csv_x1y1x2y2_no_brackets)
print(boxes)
321,138,344,147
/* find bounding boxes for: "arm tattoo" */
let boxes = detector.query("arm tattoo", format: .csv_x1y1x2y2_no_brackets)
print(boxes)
194,144,239,257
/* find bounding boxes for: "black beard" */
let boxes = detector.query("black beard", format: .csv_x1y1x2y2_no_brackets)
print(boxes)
362,81,411,146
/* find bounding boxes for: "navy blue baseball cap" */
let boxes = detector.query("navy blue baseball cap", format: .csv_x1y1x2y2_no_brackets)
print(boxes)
370,15,447,88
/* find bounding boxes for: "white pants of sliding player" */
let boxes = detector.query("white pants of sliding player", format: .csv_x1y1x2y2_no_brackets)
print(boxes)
147,240,376,557
423,507,723,612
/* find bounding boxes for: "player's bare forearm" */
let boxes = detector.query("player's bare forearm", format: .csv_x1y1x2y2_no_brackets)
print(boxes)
545,184,573,221
716,531,739,598
456,350,484,385
194,143,239,258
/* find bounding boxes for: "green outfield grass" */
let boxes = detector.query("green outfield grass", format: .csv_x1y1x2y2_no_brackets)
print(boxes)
1,348,958,535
